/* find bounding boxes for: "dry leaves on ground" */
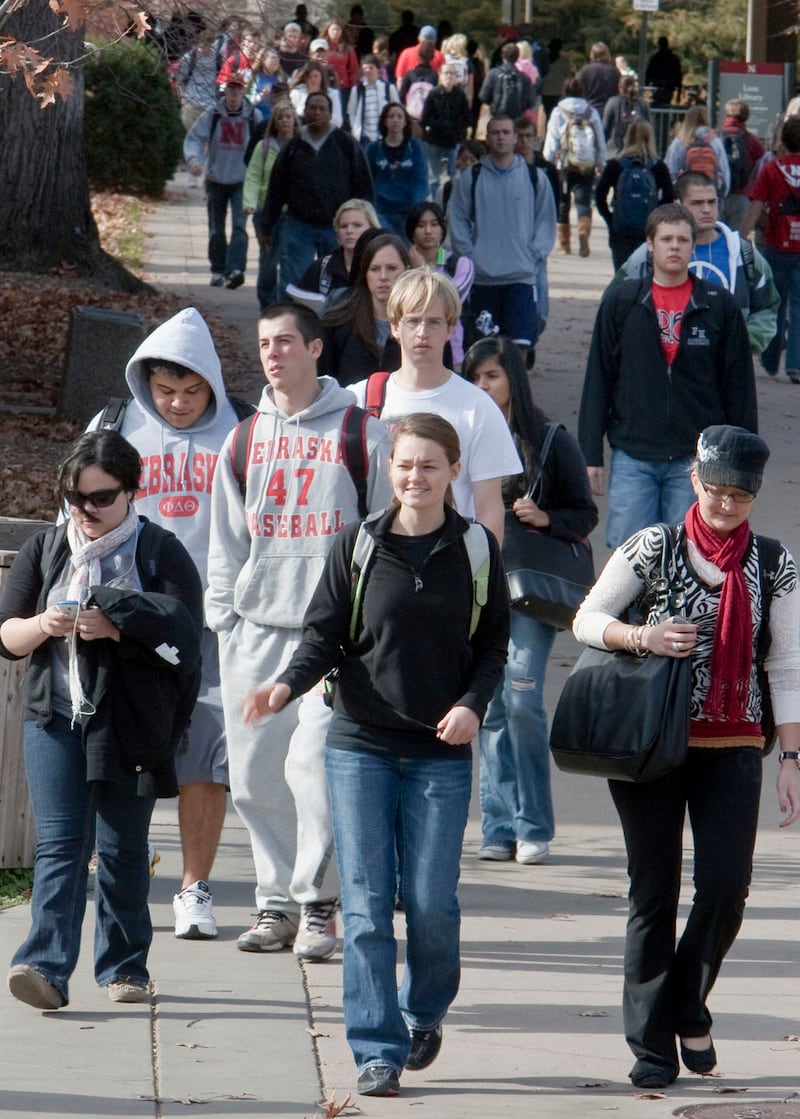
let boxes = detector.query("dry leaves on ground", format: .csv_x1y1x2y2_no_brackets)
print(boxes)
0,192,256,521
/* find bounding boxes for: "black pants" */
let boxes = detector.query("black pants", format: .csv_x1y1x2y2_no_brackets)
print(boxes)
609,747,762,1078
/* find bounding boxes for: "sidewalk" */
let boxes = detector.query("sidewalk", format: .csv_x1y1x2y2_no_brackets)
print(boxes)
2,178,799,1119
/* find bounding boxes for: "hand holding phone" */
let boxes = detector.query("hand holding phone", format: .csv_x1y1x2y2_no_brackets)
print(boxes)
57,601,80,618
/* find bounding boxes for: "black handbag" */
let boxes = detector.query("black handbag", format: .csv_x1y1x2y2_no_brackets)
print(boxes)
549,524,691,783
502,422,595,630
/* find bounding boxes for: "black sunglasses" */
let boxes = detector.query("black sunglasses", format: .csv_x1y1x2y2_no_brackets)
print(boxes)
65,485,125,510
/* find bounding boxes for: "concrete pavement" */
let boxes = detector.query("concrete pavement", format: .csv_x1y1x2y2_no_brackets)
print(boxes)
1,175,800,1118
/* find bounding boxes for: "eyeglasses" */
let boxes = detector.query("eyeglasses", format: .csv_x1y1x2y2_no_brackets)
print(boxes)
700,481,756,505
401,317,448,331
65,485,125,510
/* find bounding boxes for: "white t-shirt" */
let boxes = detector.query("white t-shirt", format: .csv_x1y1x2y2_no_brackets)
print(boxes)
350,372,523,518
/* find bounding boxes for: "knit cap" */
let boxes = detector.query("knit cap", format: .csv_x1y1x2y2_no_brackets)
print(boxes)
695,425,770,494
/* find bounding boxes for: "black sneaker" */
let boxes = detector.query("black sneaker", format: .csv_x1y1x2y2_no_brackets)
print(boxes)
357,1064,400,1096
405,1023,442,1070
210,273,225,287
225,270,245,289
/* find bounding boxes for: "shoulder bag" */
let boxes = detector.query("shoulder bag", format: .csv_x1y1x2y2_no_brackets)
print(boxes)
549,524,691,782
502,422,595,630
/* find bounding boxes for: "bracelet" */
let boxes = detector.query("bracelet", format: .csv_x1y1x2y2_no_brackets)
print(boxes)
37,612,47,635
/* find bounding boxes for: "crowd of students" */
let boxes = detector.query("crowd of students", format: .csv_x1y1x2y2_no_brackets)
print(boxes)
5,6,800,1106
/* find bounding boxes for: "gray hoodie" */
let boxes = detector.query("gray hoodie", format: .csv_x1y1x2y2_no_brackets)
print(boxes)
205,376,392,633
89,307,242,589
183,98,254,184
448,153,556,285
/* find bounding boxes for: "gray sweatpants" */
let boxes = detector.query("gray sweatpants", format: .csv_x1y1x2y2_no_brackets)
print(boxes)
218,617,338,914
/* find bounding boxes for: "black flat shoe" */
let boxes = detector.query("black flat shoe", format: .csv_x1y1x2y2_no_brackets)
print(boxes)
680,1038,717,1074
357,1065,400,1096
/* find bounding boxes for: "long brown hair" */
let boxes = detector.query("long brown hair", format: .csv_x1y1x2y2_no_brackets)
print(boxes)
322,234,410,356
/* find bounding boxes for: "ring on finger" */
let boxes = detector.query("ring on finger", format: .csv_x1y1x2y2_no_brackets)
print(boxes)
673,641,681,652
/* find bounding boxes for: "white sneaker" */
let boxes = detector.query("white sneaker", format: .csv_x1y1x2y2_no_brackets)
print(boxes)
173,880,218,939
293,899,337,961
237,910,298,952
516,841,549,865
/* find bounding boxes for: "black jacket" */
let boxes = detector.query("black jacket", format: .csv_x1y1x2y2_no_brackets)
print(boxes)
263,127,374,233
578,275,758,468
320,320,400,386
0,519,203,797
421,85,471,148
506,422,598,543
277,505,509,758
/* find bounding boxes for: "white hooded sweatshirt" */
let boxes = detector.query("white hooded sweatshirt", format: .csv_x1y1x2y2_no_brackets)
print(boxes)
88,307,246,589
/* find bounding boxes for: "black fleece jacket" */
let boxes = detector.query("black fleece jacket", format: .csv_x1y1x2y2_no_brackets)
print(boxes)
277,504,509,758
263,127,374,233
578,274,757,468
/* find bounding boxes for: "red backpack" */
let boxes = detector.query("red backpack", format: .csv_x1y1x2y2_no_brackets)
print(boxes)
681,135,722,191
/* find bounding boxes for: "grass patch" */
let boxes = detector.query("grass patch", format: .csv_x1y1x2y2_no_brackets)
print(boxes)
0,868,33,909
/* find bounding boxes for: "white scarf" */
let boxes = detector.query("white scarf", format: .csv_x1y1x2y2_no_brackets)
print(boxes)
65,503,140,721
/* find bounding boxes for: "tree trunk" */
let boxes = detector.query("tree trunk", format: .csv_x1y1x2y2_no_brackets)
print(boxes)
0,0,146,289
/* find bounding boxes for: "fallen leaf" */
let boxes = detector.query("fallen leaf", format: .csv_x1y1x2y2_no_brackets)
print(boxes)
306,1026,331,1038
713,1085,746,1094
578,1010,608,1018
633,1091,666,1099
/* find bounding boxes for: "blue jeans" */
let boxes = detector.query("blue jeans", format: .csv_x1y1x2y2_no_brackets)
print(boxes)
479,609,556,846
279,216,338,297
12,715,155,1002
326,744,471,1075
423,142,456,198
251,211,283,309
558,168,594,223
205,180,248,276
762,248,800,374
606,448,695,548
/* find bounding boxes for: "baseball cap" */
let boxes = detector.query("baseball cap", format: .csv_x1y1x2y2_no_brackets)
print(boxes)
225,71,247,87
419,25,437,40
310,38,328,52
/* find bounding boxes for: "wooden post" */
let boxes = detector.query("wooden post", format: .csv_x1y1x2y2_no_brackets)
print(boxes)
0,518,53,869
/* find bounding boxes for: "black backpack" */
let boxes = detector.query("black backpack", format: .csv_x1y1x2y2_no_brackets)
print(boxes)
722,130,752,191
99,395,254,432
491,68,526,119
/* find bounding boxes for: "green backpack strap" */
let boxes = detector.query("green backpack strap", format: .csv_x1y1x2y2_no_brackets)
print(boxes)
346,519,490,643
462,522,491,639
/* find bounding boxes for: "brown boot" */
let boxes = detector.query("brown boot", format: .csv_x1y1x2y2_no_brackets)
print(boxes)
555,223,571,254
578,215,592,257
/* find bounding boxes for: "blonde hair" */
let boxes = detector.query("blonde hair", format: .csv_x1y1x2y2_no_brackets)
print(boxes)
386,268,462,327
516,41,532,61
621,119,657,161
678,105,710,147
442,32,467,58
333,197,380,231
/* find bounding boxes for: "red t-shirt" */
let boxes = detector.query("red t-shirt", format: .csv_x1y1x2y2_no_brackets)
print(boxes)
651,278,692,366
750,154,800,250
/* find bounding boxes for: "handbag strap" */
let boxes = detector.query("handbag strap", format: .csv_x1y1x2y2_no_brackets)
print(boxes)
636,522,687,623
527,421,562,502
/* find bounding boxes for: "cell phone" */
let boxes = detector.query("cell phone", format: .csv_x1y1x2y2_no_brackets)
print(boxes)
57,600,80,618
671,615,690,625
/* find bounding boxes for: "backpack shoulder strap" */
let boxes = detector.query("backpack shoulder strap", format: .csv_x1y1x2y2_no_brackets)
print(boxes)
230,413,258,499
755,533,782,753
98,396,131,431
470,161,482,224
462,522,491,639
740,236,756,287
135,519,170,589
364,370,391,418
348,516,381,641
340,404,370,519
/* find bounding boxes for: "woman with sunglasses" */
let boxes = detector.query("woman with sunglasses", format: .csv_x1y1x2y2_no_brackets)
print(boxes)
0,430,202,1011
573,425,800,1089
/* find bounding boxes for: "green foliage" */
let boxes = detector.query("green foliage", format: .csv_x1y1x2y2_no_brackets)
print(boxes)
0,867,33,909
84,39,184,196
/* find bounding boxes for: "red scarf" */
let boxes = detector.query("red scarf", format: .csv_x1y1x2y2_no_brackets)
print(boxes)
684,502,752,721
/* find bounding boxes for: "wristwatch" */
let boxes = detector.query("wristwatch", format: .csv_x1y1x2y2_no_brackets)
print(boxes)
778,751,800,765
